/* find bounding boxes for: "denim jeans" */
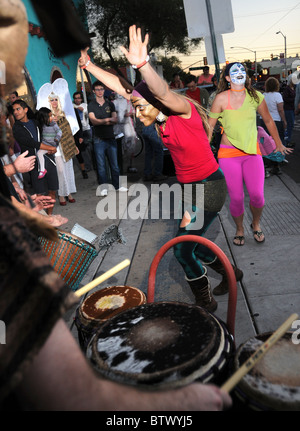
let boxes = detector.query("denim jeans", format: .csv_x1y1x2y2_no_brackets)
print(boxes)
93,137,120,189
142,124,164,176
284,109,295,144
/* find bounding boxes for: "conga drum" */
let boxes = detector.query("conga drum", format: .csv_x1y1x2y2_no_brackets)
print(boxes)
75,285,146,350
233,332,300,411
86,301,234,389
39,230,98,291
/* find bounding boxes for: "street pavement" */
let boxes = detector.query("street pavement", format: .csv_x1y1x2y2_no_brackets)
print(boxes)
55,120,300,351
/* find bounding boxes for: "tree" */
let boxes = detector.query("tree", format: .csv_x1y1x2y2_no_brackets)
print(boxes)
244,60,263,78
158,55,190,84
84,0,201,75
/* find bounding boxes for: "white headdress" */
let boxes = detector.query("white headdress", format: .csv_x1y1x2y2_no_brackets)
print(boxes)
37,78,79,135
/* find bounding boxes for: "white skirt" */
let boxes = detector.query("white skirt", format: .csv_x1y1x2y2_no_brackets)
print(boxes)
55,155,76,197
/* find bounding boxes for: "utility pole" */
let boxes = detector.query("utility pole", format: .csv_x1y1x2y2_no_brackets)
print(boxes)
276,31,287,81
205,0,220,81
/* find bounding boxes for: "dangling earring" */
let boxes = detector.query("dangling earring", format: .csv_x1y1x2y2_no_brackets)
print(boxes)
156,111,166,123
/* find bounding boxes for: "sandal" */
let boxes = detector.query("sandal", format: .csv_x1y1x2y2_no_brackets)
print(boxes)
233,235,245,246
250,223,265,243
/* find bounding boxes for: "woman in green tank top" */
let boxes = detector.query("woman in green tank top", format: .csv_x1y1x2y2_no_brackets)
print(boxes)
208,62,291,246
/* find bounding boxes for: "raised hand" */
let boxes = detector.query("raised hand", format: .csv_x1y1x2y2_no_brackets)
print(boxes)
120,25,149,67
79,47,90,68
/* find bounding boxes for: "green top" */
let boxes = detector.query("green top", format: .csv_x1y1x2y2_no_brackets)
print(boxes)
209,91,264,154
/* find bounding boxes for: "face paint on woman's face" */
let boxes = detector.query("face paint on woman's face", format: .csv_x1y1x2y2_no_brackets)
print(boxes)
131,96,159,126
229,63,246,86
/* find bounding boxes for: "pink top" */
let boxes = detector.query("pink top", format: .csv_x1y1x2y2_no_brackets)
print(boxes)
198,73,214,85
160,102,219,183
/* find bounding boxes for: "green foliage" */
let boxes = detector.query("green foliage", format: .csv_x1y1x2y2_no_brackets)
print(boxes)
85,0,201,71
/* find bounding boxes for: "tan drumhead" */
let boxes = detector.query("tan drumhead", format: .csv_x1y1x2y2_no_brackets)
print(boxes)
81,285,146,323
234,332,300,411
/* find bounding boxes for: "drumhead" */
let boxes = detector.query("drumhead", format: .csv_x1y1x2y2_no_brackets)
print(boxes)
88,301,233,389
57,230,96,250
234,332,300,411
81,285,146,323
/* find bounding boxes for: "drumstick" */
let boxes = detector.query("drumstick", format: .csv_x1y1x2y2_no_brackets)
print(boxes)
221,313,299,393
74,259,130,298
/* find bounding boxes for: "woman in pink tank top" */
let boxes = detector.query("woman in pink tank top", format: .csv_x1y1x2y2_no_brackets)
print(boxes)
78,25,243,315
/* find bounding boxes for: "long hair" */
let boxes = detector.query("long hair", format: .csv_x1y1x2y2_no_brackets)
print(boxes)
48,92,65,117
217,63,260,104
36,107,51,137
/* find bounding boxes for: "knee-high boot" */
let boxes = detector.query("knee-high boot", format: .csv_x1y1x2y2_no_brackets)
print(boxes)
206,257,243,296
186,267,217,312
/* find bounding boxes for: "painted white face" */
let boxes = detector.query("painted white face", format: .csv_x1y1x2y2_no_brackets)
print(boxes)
229,63,246,86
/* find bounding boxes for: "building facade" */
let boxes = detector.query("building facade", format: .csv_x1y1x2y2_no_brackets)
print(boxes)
259,55,300,82
16,0,92,109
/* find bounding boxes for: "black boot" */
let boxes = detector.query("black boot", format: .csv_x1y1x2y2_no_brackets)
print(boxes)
206,257,243,296
186,268,217,312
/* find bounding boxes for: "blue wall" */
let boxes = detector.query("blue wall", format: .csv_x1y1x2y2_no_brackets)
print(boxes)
22,0,86,103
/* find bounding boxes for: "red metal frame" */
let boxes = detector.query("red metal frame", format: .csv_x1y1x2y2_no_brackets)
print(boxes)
147,235,237,338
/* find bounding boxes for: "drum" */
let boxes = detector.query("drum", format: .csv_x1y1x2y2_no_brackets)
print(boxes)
233,332,300,411
87,301,234,390
39,230,98,291
75,285,146,350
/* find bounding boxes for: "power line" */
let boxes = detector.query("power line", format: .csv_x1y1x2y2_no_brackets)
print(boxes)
234,6,300,19
248,2,300,45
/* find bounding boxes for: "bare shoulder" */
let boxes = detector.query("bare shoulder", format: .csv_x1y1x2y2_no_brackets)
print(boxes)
214,91,228,103
210,91,228,111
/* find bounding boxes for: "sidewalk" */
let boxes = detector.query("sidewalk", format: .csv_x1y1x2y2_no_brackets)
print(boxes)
57,159,300,348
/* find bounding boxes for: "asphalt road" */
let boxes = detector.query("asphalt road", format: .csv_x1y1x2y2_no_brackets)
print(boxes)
281,115,300,184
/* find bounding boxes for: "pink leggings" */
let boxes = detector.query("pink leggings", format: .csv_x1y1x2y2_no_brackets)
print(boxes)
218,154,265,217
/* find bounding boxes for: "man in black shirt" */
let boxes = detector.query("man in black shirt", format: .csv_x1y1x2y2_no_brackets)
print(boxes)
88,81,127,196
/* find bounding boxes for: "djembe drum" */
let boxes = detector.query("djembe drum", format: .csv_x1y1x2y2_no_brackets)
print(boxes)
86,301,234,389
86,235,237,389
233,332,300,411
75,285,146,350
39,230,98,291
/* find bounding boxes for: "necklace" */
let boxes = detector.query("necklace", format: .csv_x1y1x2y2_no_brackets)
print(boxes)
230,88,245,92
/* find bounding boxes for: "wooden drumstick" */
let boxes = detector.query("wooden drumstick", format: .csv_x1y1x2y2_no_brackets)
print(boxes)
221,313,299,393
74,259,131,298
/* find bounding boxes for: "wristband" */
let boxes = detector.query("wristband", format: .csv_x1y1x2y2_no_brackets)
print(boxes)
132,55,150,70
80,55,91,69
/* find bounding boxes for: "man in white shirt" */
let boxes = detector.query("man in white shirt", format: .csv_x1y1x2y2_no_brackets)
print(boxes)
73,91,93,171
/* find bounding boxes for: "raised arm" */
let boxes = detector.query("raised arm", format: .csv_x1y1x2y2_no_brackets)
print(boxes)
79,48,133,100
120,25,191,117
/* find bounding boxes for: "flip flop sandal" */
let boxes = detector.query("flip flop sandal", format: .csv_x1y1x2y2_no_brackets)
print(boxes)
233,235,245,246
250,224,265,243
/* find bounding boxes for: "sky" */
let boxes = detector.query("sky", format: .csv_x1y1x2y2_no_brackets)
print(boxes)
178,0,300,71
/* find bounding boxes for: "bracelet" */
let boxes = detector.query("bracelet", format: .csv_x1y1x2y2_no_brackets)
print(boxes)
132,55,150,70
80,55,91,69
